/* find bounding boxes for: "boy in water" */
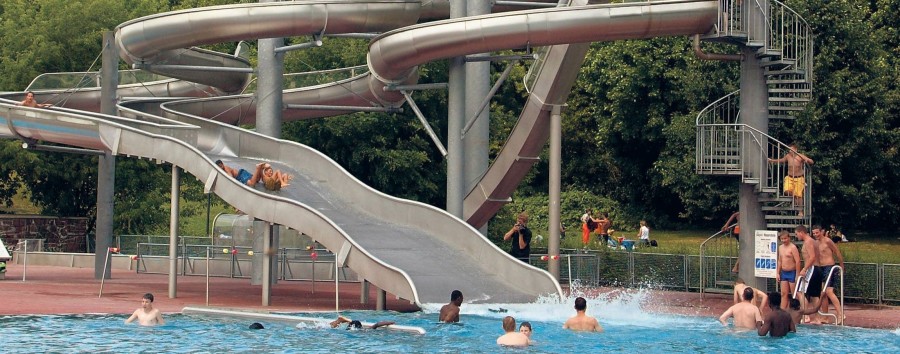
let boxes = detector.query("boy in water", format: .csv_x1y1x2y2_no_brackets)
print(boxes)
125,293,165,326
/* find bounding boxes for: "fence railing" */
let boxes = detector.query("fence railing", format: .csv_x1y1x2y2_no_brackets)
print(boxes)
133,242,356,283
532,249,898,304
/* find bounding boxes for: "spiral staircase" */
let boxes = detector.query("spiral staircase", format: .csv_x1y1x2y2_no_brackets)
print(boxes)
696,0,814,231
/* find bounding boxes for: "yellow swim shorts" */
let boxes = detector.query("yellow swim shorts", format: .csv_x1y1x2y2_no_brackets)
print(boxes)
784,176,805,197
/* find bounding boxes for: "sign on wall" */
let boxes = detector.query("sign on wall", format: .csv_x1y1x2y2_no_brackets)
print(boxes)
754,230,778,278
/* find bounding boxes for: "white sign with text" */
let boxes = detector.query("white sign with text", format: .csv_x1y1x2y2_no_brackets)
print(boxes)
754,230,778,278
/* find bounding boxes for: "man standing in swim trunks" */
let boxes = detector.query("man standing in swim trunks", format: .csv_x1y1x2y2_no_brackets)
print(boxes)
795,225,823,323
813,224,845,324
768,143,814,217
776,230,800,310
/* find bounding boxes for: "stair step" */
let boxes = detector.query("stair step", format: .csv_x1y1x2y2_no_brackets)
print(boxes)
767,88,812,97
696,169,743,176
769,97,810,102
760,59,797,67
768,105,806,111
767,222,807,229
767,85,812,93
757,196,793,203
766,69,806,76
715,280,736,287
767,79,809,84
743,178,760,185
765,214,804,220
755,47,778,56
758,187,778,193
768,115,798,120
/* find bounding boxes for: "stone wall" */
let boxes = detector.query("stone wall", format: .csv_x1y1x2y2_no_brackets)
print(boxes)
0,215,88,253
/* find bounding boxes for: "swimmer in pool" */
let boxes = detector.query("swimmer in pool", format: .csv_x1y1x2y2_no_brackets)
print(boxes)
719,287,763,330
439,290,463,323
329,316,394,330
563,296,603,332
125,293,165,326
496,316,529,347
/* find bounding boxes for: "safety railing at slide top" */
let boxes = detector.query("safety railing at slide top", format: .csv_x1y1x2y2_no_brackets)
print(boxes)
529,248,900,305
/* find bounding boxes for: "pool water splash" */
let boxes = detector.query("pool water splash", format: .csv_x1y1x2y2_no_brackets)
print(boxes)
425,286,698,330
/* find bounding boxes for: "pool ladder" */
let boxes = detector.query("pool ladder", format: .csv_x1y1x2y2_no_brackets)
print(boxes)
793,265,844,326
818,265,845,326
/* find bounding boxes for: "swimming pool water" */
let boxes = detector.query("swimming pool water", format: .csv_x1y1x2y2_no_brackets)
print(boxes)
1,292,896,353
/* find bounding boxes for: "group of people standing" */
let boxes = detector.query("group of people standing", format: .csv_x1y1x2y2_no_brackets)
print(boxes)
719,224,846,337
580,210,651,248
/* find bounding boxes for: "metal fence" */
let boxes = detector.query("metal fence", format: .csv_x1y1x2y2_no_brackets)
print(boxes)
532,249,898,304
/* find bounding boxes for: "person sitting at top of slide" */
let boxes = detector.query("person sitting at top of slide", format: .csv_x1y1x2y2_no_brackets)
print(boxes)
563,296,604,332
216,160,292,191
18,91,52,108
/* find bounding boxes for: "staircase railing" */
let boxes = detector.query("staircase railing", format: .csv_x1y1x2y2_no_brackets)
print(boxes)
764,0,813,74
697,113,813,225
695,91,741,175
699,225,739,299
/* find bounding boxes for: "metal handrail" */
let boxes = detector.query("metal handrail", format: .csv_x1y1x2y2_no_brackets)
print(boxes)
699,225,736,299
819,265,845,325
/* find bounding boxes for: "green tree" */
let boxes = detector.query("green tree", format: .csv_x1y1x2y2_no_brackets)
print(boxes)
780,0,898,230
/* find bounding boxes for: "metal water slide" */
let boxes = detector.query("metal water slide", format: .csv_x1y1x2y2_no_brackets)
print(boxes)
360,0,720,227
0,0,719,304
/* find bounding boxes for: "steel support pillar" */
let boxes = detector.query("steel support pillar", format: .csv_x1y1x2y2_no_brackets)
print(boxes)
95,31,118,280
169,166,181,298
446,0,466,217
256,0,284,138
738,8,770,290
466,0,490,233
548,105,563,280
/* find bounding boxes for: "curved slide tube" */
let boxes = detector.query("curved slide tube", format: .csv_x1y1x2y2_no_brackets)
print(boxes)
363,0,719,225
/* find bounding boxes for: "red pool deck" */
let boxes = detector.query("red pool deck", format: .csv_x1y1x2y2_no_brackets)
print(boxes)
1,264,897,330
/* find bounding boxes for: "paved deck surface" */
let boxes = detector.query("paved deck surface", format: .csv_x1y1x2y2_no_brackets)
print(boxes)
1,264,897,330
